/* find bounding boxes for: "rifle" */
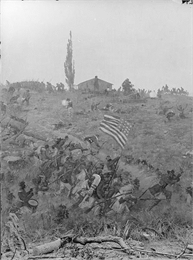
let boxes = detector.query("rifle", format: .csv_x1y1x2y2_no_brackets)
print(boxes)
83,191,166,214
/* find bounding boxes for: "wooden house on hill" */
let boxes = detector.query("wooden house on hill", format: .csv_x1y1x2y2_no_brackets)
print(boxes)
78,76,113,93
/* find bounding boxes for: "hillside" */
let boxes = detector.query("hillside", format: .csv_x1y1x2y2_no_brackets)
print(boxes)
1,86,193,260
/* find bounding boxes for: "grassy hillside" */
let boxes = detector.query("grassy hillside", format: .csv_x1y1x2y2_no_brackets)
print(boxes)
1,85,193,258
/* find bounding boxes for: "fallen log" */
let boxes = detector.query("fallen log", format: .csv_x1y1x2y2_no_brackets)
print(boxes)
28,235,192,259
72,235,129,250
29,239,62,256
29,235,130,256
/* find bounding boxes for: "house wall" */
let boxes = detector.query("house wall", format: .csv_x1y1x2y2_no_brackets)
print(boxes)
78,79,112,93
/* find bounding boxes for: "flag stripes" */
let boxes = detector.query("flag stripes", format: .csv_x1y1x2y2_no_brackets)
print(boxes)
99,114,132,149
100,122,127,149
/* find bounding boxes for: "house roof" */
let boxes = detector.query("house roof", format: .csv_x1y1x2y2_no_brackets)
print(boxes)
78,78,113,86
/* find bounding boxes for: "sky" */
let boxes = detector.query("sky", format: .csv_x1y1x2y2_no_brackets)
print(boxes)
1,0,193,94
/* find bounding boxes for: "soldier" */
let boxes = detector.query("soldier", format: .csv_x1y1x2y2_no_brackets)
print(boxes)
93,76,99,92
106,182,138,217
106,156,120,172
22,89,31,106
186,182,193,205
66,98,73,118
18,181,34,208
149,168,182,200
8,85,15,94
135,159,141,165
70,164,102,211
78,171,101,210
141,160,148,166
39,144,52,161
33,175,49,195
52,136,69,151
56,154,75,195
166,110,175,121
95,162,104,175
0,101,7,115
148,164,154,170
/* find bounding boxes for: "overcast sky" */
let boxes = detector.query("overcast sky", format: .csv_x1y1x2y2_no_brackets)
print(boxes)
1,0,193,93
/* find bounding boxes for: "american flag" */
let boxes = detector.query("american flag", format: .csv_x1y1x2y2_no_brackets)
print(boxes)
99,114,132,149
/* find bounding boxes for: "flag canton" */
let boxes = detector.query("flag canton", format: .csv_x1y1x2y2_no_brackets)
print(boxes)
118,120,131,136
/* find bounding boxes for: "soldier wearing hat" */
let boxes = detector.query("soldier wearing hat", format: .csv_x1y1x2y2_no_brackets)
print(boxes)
18,181,34,207
149,168,182,200
66,98,73,118
22,89,31,106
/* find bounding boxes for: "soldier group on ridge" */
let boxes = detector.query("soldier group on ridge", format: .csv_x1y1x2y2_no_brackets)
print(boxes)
13,131,187,217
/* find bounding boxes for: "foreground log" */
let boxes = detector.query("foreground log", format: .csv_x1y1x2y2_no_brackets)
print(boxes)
28,234,193,259
72,235,129,249
29,235,129,256
29,239,62,255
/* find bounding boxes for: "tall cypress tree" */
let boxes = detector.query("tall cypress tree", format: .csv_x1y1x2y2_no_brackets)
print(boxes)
64,31,75,90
